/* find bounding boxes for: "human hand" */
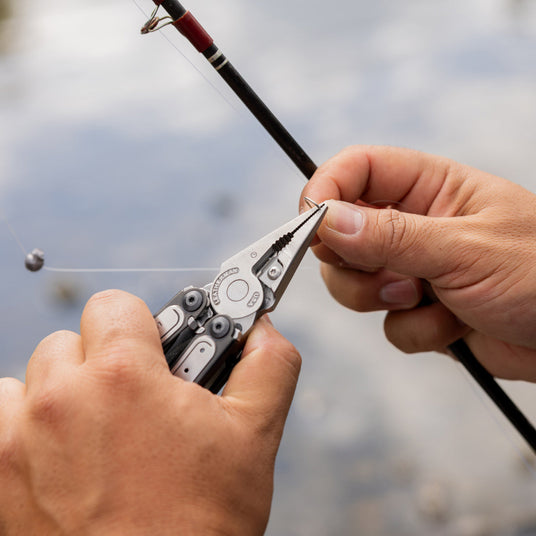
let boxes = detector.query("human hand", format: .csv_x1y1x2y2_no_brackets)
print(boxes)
300,146,536,381
0,290,301,535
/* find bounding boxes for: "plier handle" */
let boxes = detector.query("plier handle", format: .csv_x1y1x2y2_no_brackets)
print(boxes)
154,201,327,393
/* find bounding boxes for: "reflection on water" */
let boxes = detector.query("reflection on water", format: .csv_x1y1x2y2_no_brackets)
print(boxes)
1,0,535,534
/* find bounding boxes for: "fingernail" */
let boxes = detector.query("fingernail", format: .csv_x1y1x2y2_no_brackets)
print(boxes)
380,280,418,306
326,201,364,235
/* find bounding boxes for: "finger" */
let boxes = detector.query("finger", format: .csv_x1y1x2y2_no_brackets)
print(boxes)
321,263,422,312
25,330,83,391
315,200,469,280
465,332,536,382
0,377,25,424
311,242,344,265
311,243,380,274
80,290,165,370
384,303,470,354
222,316,301,436
0,378,25,480
300,145,463,216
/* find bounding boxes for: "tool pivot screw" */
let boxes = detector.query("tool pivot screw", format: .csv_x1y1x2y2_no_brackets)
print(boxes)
268,265,281,280
183,290,203,312
210,316,231,339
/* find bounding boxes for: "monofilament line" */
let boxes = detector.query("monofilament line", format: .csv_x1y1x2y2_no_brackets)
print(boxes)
43,267,218,273
2,213,28,256
130,0,238,114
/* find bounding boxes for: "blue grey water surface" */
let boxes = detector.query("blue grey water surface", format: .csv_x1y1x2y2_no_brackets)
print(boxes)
1,0,536,534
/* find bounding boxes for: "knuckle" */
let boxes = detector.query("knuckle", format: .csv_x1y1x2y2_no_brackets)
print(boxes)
279,340,302,378
377,210,412,261
27,385,68,426
0,432,20,477
0,379,23,475
269,336,302,381
88,346,151,394
33,330,78,356
0,377,22,398
92,349,144,382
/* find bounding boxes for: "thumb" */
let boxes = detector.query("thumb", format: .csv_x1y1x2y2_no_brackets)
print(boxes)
318,200,459,280
222,316,301,436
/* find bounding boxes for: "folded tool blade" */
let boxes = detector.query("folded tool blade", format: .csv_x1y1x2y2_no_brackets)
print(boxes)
209,201,328,331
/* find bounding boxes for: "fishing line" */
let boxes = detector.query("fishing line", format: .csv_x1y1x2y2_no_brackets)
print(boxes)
132,0,309,186
130,0,239,115
42,265,315,273
2,216,317,274
2,212,28,257
132,0,307,185
43,266,218,273
3,203,319,274
139,0,317,178
1,212,218,274
5,0,305,277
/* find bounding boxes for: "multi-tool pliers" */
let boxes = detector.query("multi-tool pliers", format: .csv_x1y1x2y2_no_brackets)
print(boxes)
154,200,327,393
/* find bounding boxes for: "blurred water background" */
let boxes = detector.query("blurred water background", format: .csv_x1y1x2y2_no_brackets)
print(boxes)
1,0,536,534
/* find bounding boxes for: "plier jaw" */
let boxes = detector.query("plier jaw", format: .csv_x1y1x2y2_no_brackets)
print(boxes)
210,200,327,331
154,200,327,392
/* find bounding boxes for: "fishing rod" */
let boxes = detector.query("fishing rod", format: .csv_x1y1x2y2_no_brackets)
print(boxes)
141,0,317,179
140,0,536,453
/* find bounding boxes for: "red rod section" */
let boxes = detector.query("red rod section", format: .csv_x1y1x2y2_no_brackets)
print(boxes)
174,12,213,52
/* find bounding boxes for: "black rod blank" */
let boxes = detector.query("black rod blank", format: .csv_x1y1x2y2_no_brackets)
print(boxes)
451,339,536,450
154,0,317,178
